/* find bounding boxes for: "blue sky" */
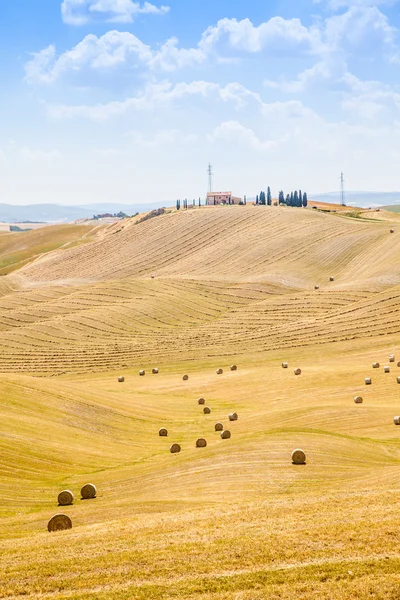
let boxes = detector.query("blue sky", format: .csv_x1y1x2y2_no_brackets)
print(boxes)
1,0,400,205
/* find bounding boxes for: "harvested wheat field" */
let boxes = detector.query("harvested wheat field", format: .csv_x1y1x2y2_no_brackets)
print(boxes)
1,205,400,599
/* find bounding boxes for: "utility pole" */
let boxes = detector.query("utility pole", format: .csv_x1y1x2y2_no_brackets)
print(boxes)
340,172,346,206
207,163,213,194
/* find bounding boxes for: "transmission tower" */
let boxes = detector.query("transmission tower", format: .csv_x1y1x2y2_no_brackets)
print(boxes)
207,163,214,194
340,172,346,206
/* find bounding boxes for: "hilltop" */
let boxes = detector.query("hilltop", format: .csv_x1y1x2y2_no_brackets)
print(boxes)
1,204,400,599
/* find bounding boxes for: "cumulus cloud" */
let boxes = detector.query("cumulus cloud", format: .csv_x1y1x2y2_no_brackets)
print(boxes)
45,80,264,120
25,16,326,85
61,0,170,25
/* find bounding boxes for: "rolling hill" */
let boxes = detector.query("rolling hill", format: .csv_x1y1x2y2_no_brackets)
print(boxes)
1,204,400,599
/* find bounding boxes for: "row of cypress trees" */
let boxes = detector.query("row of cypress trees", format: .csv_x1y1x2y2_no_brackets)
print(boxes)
278,190,308,207
256,188,308,207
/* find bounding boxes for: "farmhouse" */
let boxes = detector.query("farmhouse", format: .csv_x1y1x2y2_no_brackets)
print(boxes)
206,192,242,205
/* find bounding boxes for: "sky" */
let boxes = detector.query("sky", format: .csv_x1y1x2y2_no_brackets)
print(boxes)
1,0,400,205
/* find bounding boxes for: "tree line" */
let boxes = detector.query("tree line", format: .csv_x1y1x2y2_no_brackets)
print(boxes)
256,189,308,207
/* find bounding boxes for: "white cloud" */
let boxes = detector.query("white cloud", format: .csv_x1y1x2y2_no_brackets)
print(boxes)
25,16,327,85
61,0,170,25
46,80,263,120
209,121,280,152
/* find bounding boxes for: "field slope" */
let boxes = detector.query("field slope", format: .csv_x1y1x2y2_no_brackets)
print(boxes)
1,206,400,599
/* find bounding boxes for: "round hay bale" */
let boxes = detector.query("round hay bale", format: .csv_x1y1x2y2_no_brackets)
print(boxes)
291,449,306,465
229,412,238,421
221,430,231,439
365,377,372,385
152,368,159,374
81,483,97,500
118,376,125,383
139,370,145,376
372,362,380,369
215,422,223,431
394,416,400,425
314,285,319,290
354,396,363,404
389,355,395,363
57,490,74,506
230,365,237,371
203,407,211,414
159,428,168,437
282,362,288,369
170,443,181,454
390,229,395,233
397,377,400,384
196,438,207,448
151,274,155,278
216,368,223,375
397,361,400,368
48,514,72,533
384,366,390,373
182,375,189,381
329,276,335,282
294,368,302,376
198,397,205,405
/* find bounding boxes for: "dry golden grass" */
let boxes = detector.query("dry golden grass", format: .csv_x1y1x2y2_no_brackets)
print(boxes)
1,205,400,598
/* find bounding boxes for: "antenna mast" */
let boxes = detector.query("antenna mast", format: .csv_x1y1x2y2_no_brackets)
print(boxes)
207,163,214,194
340,171,346,206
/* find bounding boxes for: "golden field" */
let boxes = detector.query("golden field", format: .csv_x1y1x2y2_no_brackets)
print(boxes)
1,205,400,599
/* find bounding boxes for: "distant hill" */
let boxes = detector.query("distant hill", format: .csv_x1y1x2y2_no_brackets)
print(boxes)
311,192,400,208
382,205,400,213
0,201,175,223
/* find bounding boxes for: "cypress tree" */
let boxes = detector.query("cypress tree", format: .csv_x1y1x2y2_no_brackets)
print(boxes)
303,192,308,208
256,195,259,205
286,194,290,205
294,191,299,207
290,192,294,206
278,191,284,204
267,186,272,206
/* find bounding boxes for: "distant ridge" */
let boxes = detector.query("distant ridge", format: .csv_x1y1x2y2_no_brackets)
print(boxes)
0,201,175,223
311,191,400,207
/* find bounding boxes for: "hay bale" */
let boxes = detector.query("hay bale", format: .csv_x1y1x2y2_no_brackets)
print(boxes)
390,229,395,233
389,355,395,363
294,368,302,376
159,428,168,437
198,397,205,405
215,422,223,431
139,370,145,376
203,407,211,414
384,366,390,373
394,416,400,425
182,375,189,381
291,449,306,465
397,377,400,384
229,412,238,421
152,368,159,374
282,362,288,369
196,438,207,448
216,368,223,375
118,376,125,383
365,377,372,385
354,396,363,404
397,361,400,368
221,430,231,439
330,276,335,282
230,365,238,371
47,514,72,533
57,490,74,506
170,443,181,454
81,483,97,500
372,362,380,369
314,285,319,290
